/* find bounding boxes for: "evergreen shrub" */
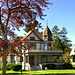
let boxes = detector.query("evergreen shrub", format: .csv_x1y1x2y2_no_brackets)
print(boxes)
12,64,22,71
0,63,22,71
62,63,73,69
45,64,56,69
6,63,16,70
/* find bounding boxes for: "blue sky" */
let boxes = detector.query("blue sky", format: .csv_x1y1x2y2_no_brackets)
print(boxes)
16,0,75,44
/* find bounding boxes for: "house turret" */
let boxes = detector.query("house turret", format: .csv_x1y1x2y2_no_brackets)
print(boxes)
42,26,52,41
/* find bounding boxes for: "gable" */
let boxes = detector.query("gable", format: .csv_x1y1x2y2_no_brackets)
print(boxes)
27,32,40,40
21,29,43,41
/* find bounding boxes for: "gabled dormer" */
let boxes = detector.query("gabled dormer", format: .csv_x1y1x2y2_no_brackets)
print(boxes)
42,26,52,41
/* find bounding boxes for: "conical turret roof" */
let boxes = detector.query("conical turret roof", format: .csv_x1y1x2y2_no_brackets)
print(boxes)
42,26,52,41
42,26,52,36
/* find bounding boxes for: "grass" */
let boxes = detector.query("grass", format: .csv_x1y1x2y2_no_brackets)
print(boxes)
0,70,75,75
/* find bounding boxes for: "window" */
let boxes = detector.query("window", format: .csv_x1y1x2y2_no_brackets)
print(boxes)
42,55,47,63
48,43,51,50
45,36,47,38
44,36,48,38
26,56,28,63
44,44,48,50
10,56,15,63
30,37,35,40
30,43,36,49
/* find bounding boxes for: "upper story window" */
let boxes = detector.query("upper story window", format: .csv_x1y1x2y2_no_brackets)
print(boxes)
48,43,51,50
44,43,48,50
30,37,35,40
30,42,36,49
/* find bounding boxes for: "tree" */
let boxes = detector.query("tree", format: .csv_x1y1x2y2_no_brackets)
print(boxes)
60,27,72,53
53,36,63,50
60,27,72,46
52,25,72,54
0,0,51,75
23,20,40,33
52,25,60,39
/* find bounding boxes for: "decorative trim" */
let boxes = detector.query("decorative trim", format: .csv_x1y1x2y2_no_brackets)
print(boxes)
22,30,43,41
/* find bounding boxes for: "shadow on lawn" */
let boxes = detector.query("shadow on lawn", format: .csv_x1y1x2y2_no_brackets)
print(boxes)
1,73,25,75
33,74,75,75
0,73,75,75
7,73,22,75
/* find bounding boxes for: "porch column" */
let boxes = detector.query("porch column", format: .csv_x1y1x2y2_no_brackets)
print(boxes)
22,54,26,70
38,55,41,64
28,55,29,63
34,55,37,66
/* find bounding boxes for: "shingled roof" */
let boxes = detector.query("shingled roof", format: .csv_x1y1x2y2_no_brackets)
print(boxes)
42,26,53,41
42,26,52,37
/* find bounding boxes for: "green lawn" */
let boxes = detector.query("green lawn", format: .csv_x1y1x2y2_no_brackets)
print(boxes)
0,70,75,75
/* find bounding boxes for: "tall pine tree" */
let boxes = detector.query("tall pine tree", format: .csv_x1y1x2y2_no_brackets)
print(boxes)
53,36,63,50
52,25,72,54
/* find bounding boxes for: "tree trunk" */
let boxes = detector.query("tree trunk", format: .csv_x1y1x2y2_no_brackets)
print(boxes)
0,4,10,75
1,47,7,75
1,29,7,75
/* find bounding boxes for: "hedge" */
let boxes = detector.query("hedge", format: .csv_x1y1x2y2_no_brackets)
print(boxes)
45,64,56,69
0,63,22,71
62,63,73,69
12,64,22,71
6,63,16,70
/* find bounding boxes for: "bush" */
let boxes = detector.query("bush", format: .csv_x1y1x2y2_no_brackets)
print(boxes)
0,65,1,70
12,64,22,71
6,63,16,70
0,63,22,71
6,63,22,71
45,64,56,69
0,64,3,70
62,63,73,69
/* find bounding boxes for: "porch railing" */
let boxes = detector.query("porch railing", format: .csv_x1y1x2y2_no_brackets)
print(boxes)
25,49,63,53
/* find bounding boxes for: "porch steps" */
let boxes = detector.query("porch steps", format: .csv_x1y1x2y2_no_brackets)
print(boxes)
31,66,41,71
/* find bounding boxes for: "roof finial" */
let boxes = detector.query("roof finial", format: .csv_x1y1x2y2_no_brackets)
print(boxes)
47,20,48,26
46,20,48,28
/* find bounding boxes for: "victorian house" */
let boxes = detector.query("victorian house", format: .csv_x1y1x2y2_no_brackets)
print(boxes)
8,26,63,70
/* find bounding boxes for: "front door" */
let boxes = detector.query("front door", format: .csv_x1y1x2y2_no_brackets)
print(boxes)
29,55,34,66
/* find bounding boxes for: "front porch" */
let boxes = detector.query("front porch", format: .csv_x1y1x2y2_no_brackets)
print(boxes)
29,55,63,64
24,54,63,70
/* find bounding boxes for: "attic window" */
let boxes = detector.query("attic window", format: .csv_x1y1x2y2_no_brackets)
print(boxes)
44,36,48,39
45,36,47,38
30,37,35,40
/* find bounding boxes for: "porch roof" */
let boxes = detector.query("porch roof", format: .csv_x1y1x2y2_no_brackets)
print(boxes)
28,52,63,55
